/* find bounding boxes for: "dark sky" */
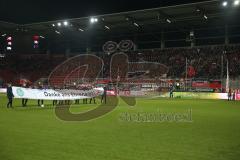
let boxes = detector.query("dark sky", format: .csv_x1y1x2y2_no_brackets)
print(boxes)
0,0,207,24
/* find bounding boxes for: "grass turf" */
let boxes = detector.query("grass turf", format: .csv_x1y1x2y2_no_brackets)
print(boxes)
0,94,240,160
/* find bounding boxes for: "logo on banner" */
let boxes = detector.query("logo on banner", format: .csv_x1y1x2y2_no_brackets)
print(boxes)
16,88,24,97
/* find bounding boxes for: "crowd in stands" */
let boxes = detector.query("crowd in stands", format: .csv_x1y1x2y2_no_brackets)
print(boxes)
0,44,240,86
0,54,66,85
102,44,240,80
125,45,240,79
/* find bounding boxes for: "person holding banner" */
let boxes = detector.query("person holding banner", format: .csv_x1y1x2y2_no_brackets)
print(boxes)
38,99,44,107
7,83,14,108
83,98,88,104
90,86,96,104
90,97,96,104
21,83,28,107
52,86,58,106
37,83,44,107
53,100,58,106
82,86,88,104
75,99,80,104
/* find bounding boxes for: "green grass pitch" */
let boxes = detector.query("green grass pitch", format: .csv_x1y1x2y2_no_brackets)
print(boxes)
0,93,240,160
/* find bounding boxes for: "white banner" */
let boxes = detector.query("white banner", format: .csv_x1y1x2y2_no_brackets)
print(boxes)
12,87,104,100
0,88,6,93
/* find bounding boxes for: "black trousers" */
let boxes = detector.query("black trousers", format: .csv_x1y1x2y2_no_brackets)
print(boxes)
7,98,13,108
101,95,107,104
22,99,28,107
83,99,88,104
90,97,96,104
53,100,58,106
38,100,44,106
75,100,80,104
58,101,64,105
65,100,70,105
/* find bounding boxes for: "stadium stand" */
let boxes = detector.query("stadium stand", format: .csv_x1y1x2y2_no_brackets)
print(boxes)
1,44,240,86
0,0,240,90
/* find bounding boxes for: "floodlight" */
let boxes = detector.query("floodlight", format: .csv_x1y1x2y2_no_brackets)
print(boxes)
105,26,110,30
55,30,61,34
90,17,98,23
222,1,228,7
166,19,171,23
63,21,69,26
133,22,139,27
204,14,208,20
234,0,239,6
78,28,84,32
90,18,95,23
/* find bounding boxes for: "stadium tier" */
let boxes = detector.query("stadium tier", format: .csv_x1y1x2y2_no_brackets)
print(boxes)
1,44,240,85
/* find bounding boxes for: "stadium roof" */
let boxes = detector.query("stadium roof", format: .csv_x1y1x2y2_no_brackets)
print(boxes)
1,0,240,52
1,0,239,32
